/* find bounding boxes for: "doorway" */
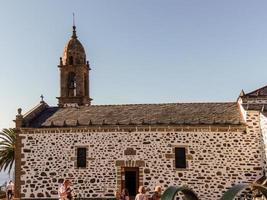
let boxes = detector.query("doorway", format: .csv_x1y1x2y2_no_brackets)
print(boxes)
122,167,139,198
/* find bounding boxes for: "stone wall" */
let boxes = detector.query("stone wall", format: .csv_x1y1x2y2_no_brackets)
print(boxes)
19,126,264,200
239,96,267,174
260,113,267,171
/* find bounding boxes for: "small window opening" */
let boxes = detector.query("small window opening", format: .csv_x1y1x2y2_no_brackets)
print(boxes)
175,147,186,169
84,74,87,96
77,147,87,168
76,58,80,64
68,72,76,97
69,56,73,65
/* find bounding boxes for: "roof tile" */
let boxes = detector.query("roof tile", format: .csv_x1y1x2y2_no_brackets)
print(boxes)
25,102,243,128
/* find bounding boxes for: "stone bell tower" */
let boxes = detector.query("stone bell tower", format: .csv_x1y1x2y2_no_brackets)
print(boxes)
57,26,92,107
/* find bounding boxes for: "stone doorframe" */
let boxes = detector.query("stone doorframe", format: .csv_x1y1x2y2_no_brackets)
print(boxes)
115,160,145,191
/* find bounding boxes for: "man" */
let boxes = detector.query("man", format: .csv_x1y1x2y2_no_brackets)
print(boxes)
6,180,14,200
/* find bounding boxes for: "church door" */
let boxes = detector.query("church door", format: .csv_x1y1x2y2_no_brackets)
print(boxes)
122,167,139,199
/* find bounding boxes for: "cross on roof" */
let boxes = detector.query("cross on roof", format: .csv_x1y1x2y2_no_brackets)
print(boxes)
40,94,44,103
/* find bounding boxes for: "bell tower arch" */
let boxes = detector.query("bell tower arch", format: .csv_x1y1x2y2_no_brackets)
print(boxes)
57,26,92,107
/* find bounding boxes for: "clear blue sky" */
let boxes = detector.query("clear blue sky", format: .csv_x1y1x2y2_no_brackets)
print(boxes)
1,0,267,129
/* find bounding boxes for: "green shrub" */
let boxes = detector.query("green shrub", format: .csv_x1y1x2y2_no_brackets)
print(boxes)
0,190,6,198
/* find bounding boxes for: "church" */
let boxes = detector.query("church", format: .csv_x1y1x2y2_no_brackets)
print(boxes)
13,26,267,200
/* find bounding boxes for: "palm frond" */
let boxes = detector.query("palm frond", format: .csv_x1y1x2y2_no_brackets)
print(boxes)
0,128,16,174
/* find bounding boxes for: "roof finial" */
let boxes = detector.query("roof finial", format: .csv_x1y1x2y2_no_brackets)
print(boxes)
239,89,245,97
40,94,44,103
72,12,77,39
73,12,75,27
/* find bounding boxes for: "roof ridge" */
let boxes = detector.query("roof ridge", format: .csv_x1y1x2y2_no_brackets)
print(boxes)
244,84,267,96
89,102,236,107
46,102,237,108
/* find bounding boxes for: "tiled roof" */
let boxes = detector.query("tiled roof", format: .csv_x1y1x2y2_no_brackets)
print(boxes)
24,102,244,128
242,85,267,98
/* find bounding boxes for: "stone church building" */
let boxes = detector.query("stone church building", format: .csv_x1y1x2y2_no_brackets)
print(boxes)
13,26,267,200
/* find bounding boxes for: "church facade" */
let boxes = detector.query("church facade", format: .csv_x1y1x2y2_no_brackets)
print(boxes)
14,26,267,200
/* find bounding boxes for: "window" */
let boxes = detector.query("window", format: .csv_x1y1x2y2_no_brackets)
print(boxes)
74,57,80,64
77,147,87,168
69,56,73,65
175,147,186,169
68,72,76,97
84,74,87,96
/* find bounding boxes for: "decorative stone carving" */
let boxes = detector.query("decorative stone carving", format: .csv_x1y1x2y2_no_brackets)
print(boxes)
124,147,136,155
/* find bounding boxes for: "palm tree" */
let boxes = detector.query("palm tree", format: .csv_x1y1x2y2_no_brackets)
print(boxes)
0,128,16,174
220,183,267,200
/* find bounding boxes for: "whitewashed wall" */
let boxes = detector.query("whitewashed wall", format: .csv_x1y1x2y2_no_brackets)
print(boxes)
19,128,264,200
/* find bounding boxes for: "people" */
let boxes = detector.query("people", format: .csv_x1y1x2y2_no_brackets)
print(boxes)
58,179,73,200
114,189,122,200
151,186,161,200
6,180,14,200
121,188,130,200
135,186,148,200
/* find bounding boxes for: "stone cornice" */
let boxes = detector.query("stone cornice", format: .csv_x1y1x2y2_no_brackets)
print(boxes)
19,124,246,134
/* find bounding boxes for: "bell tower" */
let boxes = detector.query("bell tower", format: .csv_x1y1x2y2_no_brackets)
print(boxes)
57,26,92,107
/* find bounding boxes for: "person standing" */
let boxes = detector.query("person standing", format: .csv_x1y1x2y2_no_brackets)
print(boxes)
58,180,73,200
135,186,148,200
151,186,161,200
6,180,14,200
121,188,130,200
114,189,122,200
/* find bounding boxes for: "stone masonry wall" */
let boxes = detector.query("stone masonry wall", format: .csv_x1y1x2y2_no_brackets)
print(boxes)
20,127,264,200
260,113,267,171
246,110,266,173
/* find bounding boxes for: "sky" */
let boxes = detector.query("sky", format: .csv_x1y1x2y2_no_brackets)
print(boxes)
1,0,267,130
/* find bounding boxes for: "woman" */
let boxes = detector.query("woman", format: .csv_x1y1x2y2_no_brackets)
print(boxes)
114,189,122,200
121,188,130,200
58,180,73,200
135,186,148,200
151,186,161,200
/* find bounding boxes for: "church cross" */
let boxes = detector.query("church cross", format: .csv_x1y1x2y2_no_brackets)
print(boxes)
40,94,44,102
